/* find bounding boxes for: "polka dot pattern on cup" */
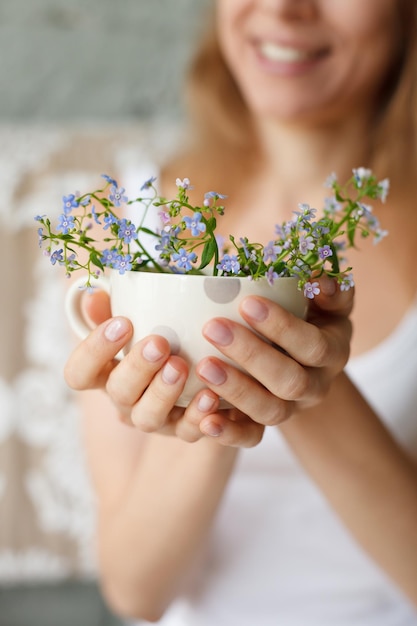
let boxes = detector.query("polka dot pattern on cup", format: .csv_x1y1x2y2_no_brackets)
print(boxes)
204,277,241,303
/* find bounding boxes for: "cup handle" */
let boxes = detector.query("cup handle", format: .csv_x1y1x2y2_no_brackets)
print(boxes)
64,275,110,339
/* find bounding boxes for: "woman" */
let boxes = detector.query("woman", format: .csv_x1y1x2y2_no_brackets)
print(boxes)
65,1,417,624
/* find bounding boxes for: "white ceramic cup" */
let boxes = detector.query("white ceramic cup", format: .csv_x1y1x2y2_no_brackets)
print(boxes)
65,270,307,408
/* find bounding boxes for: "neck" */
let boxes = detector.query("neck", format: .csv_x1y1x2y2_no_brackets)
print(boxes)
253,115,373,205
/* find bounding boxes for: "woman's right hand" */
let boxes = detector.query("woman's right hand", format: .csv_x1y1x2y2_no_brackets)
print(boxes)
64,290,264,447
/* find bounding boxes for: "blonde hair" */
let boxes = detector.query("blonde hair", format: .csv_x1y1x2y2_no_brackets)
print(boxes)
163,0,417,189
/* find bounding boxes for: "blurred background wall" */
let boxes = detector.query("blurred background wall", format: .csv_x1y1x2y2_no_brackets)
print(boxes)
0,0,209,124
0,3,209,624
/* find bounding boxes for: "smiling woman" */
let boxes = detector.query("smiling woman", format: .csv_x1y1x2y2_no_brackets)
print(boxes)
215,0,403,122
59,0,417,624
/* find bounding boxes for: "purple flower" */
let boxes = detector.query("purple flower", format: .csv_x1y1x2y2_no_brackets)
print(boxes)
109,185,128,207
299,235,315,255
216,234,226,253
113,254,133,274
183,212,206,237
304,281,320,299
158,210,170,225
263,240,282,264
155,231,175,255
294,203,317,222
274,224,285,239
101,174,118,187
100,248,119,267
171,248,197,271
291,258,312,277
203,190,228,207
37,227,44,247
340,273,355,292
140,176,157,191
117,218,138,244
312,223,330,237
318,244,333,260
62,194,79,214
355,202,373,219
80,195,91,207
216,254,240,275
373,229,389,244
50,249,64,265
324,196,341,214
324,172,338,189
353,167,372,188
377,178,389,203
103,214,119,230
175,177,192,190
265,266,278,286
57,213,75,234
91,206,101,224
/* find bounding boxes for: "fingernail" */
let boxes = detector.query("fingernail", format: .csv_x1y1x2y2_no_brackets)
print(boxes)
162,362,181,385
198,360,227,386
320,276,337,296
203,320,233,346
240,297,268,321
201,420,223,437
104,318,130,342
197,393,216,413
142,339,164,362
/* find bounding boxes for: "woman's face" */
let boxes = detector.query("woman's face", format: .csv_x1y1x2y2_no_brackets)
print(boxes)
216,0,402,125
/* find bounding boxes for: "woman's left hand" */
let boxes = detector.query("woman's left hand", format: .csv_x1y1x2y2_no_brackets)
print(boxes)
194,276,354,438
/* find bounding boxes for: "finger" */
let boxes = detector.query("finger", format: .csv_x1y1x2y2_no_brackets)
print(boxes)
238,295,351,369
199,410,265,448
196,356,294,424
129,355,189,432
81,289,112,326
64,316,133,390
308,275,355,318
202,316,326,401
175,390,220,442
106,334,172,406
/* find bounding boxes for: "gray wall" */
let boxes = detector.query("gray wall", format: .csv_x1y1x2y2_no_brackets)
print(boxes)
0,0,209,123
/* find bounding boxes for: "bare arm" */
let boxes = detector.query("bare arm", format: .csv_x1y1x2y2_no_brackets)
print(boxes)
81,388,237,622
66,277,356,620
280,372,417,607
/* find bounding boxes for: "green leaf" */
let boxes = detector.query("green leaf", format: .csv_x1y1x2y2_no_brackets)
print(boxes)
329,242,340,274
90,251,104,271
198,238,217,270
205,216,217,233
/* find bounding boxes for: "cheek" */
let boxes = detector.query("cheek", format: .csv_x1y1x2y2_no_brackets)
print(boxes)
330,9,401,96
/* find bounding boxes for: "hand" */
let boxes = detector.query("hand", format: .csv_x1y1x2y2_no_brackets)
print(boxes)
194,275,354,429
64,290,263,447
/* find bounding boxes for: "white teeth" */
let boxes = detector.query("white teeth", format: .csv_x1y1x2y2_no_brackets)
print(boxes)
260,42,312,62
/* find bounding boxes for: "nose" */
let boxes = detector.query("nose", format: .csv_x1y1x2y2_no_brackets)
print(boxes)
260,0,317,20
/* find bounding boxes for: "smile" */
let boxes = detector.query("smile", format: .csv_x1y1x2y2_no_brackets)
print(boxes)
259,42,325,64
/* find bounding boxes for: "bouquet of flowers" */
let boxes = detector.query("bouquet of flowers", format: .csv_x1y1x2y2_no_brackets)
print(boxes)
36,167,388,299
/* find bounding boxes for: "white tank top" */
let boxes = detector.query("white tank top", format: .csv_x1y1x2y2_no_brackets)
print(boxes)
143,294,417,626
124,162,417,625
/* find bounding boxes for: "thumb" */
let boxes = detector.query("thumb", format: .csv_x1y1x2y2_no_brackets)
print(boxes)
81,289,112,326
309,275,355,318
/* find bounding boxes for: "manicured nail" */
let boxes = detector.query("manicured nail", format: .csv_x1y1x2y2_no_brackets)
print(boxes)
320,275,337,296
197,393,216,413
162,362,181,385
104,317,130,342
201,420,223,437
142,339,164,362
203,320,233,346
198,360,227,386
240,297,268,321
